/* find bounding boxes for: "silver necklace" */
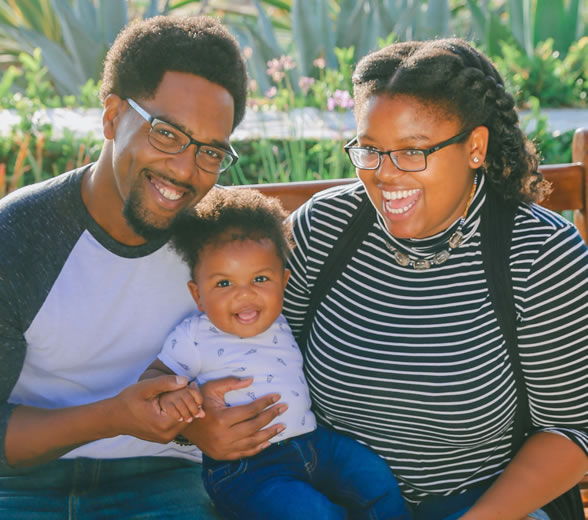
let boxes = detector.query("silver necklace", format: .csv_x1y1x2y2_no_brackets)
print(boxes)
385,175,478,270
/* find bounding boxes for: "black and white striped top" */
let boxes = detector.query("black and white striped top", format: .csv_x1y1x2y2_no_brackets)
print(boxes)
282,175,588,504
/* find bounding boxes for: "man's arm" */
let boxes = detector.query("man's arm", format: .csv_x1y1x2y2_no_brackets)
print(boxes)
4,375,195,467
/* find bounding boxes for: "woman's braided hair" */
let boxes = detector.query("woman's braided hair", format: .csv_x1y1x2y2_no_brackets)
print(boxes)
352,38,550,203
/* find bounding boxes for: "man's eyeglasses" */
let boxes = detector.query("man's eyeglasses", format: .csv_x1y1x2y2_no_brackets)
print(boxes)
344,130,471,172
126,98,238,174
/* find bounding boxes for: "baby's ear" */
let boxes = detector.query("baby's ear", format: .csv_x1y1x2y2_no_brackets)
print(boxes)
187,280,204,312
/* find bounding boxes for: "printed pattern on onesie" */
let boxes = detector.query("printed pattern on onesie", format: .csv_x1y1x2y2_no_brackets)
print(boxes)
158,312,316,441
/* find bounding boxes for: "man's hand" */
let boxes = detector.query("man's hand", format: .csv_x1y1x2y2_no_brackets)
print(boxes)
181,376,287,460
107,375,198,443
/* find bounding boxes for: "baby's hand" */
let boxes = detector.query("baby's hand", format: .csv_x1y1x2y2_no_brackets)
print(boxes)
158,382,205,423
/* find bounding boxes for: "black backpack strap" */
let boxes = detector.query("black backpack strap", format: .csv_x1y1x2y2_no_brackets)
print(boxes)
480,187,530,449
480,186,584,520
297,191,376,348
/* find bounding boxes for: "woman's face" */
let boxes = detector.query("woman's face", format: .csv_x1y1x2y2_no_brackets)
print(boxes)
355,94,486,239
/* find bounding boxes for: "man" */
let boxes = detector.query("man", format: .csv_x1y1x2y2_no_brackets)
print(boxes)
0,16,283,518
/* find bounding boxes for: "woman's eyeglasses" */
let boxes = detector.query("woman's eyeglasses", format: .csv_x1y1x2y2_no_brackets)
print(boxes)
344,130,471,172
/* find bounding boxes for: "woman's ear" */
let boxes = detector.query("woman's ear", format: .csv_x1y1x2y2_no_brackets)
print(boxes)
469,125,489,169
187,280,205,312
282,268,291,291
102,94,125,140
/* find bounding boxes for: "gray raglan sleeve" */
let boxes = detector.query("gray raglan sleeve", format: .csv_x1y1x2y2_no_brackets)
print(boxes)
0,264,27,468
0,169,87,470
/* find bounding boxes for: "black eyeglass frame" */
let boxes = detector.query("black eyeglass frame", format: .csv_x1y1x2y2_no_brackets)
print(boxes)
344,129,472,172
126,98,239,174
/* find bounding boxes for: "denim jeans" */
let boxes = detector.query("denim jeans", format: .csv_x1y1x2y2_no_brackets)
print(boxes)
440,507,549,520
202,425,411,520
0,456,220,519
413,484,551,520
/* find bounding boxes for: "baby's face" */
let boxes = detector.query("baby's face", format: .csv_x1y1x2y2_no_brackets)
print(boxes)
188,238,290,338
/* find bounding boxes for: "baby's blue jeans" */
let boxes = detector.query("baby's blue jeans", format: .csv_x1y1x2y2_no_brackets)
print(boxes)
203,425,411,520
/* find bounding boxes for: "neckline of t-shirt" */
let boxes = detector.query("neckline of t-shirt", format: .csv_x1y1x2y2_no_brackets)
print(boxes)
70,164,171,259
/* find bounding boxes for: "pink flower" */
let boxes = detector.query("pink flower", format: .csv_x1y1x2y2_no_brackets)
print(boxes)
267,55,296,82
266,58,285,82
281,56,296,71
327,90,354,111
298,76,315,94
265,86,277,98
313,57,326,70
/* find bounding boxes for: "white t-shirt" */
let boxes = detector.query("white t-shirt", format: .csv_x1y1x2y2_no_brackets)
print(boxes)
159,313,316,442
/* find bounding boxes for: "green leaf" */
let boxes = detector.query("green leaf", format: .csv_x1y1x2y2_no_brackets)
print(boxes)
51,0,103,82
96,0,127,45
507,0,533,56
423,0,450,39
534,0,563,50
291,0,336,75
252,0,282,55
0,24,84,94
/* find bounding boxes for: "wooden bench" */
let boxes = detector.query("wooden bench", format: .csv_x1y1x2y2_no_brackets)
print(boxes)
245,127,588,517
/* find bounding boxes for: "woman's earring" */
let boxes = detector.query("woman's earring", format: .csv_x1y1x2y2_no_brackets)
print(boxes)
473,157,480,163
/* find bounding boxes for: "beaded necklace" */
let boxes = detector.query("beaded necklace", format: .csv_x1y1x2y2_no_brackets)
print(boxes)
384,174,478,270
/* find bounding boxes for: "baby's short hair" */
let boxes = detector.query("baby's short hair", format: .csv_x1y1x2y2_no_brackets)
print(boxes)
171,187,292,276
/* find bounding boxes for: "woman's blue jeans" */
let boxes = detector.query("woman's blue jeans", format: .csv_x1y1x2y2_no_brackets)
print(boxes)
202,426,411,520
0,456,220,519
413,484,551,520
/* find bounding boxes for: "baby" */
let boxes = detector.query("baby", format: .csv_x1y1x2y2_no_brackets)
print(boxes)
142,187,411,520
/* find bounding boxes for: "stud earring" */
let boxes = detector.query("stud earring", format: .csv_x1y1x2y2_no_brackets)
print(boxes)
473,157,480,163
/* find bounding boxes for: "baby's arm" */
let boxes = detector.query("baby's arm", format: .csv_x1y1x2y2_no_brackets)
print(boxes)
141,359,205,423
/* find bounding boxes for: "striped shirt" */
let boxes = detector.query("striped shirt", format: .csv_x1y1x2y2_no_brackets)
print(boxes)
282,175,588,504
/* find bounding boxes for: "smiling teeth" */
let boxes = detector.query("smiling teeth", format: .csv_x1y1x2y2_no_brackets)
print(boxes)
387,201,417,214
382,189,419,201
157,185,182,201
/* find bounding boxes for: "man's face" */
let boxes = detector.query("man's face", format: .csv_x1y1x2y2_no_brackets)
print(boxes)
105,71,235,243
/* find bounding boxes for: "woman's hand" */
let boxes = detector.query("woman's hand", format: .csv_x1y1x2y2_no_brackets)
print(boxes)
180,376,287,460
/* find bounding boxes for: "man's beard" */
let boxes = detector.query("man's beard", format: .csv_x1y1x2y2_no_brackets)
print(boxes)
123,188,176,242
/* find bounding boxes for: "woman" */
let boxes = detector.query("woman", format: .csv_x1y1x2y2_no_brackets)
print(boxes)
282,38,588,520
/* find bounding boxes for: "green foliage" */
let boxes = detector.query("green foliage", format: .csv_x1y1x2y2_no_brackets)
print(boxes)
0,47,100,111
247,44,354,111
225,137,353,186
226,0,455,95
494,37,587,108
521,96,574,164
0,6,582,196
466,0,586,59
0,0,167,96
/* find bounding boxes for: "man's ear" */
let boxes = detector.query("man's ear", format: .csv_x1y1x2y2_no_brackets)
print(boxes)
469,125,489,169
102,94,125,140
187,280,204,312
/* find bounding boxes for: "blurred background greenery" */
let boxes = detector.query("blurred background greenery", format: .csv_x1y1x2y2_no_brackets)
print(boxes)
0,0,586,196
